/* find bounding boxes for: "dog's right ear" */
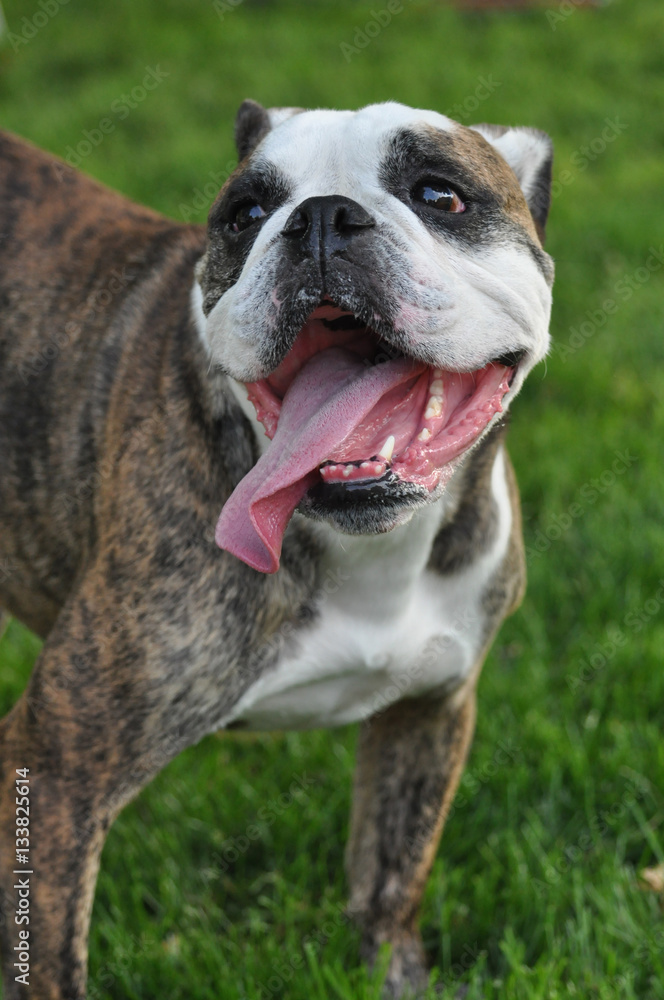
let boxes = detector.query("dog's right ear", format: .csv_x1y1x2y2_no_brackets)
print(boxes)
234,100,272,160
234,99,304,160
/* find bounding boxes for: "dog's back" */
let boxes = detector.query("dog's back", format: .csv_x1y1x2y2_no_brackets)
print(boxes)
0,132,205,635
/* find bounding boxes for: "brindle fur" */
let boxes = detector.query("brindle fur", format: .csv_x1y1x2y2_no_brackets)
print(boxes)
0,129,526,998
347,688,477,996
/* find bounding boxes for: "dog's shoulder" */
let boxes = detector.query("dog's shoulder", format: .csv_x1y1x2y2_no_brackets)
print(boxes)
0,132,209,628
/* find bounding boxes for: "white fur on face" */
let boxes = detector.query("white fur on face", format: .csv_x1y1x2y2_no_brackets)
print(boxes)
204,100,553,413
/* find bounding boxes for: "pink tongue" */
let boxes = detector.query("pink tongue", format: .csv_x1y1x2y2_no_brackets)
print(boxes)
215,348,425,573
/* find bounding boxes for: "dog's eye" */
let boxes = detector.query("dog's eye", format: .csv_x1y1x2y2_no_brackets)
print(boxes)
412,182,465,214
230,202,267,233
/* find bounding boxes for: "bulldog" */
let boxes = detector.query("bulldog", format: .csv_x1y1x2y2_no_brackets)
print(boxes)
0,100,554,998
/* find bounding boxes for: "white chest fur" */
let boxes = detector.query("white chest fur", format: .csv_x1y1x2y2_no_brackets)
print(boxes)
223,448,513,731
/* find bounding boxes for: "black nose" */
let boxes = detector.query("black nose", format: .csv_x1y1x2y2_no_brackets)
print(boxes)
281,195,375,258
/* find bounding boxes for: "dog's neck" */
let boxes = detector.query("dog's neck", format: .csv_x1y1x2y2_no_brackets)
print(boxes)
307,501,451,620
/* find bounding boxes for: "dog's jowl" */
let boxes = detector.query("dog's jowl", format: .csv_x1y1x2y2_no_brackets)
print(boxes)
0,100,553,998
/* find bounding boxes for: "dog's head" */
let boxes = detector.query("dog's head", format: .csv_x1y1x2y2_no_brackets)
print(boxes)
198,100,554,573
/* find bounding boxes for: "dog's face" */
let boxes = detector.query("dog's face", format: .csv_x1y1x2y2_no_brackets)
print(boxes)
199,101,554,564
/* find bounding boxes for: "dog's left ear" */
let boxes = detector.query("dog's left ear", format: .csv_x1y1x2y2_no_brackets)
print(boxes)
470,124,553,243
234,99,304,160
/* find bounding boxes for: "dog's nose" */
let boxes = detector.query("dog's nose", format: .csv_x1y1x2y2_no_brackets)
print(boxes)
281,195,375,257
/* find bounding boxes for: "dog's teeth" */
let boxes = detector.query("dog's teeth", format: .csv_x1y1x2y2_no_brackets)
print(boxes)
424,397,443,420
378,435,395,462
429,378,444,396
342,466,352,477
417,428,431,441
360,461,371,469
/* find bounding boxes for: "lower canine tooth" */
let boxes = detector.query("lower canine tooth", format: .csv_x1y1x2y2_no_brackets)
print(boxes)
378,435,395,462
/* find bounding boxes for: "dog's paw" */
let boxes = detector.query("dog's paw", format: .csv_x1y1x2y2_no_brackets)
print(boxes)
362,932,430,999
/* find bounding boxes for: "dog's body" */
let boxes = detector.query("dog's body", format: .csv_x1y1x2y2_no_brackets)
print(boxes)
0,102,553,998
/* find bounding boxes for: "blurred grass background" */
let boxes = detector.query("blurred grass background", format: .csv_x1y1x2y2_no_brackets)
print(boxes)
1,0,664,997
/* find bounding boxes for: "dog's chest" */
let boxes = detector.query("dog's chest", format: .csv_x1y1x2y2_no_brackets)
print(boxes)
224,450,512,731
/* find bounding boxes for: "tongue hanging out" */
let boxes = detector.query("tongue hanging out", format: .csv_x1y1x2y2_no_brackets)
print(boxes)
215,349,427,573
215,323,513,574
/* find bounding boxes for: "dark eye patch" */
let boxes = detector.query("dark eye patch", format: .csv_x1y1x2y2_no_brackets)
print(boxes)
381,130,490,201
380,128,552,281
379,127,509,245
200,161,293,313
208,161,292,236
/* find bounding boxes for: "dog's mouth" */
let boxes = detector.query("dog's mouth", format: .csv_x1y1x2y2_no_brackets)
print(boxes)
215,303,518,573
246,304,514,491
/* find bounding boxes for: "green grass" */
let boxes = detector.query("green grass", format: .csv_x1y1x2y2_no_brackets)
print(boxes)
2,0,664,996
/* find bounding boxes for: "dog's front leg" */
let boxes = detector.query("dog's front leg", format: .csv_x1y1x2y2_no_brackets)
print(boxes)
0,586,183,1000
346,686,477,998
0,691,108,998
